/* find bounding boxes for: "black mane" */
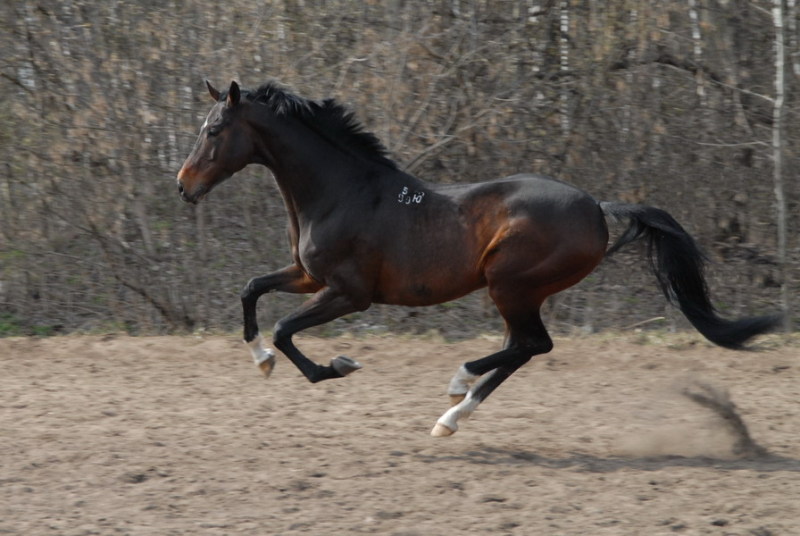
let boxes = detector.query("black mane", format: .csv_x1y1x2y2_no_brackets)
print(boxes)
245,81,398,170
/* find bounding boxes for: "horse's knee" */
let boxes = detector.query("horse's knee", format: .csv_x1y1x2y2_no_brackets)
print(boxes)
241,277,259,302
345,292,372,313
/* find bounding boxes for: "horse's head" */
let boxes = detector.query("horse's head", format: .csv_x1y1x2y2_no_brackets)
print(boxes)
177,80,255,203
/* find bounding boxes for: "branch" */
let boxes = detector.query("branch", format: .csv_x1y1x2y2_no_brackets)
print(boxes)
0,72,34,94
614,49,775,104
403,135,456,174
86,219,195,331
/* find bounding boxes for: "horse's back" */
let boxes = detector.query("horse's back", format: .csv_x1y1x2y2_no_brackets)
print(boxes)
453,173,596,207
444,173,606,239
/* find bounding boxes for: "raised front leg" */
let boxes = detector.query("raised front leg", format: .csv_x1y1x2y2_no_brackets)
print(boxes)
272,286,369,383
241,264,322,377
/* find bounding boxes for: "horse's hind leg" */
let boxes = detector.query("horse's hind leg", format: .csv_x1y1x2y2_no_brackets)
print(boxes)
445,344,524,405
432,310,552,436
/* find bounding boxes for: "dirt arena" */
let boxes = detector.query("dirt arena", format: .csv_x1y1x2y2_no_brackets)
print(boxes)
2,333,798,535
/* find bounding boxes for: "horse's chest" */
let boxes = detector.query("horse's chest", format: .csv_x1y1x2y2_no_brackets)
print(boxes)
295,240,327,282
295,228,360,282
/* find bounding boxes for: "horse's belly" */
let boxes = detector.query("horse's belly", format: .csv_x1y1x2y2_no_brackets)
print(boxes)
372,262,485,306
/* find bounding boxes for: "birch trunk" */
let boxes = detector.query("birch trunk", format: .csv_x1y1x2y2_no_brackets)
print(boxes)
559,0,570,136
772,0,791,331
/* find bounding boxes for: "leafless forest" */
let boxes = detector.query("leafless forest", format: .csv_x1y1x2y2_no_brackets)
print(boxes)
1,1,797,338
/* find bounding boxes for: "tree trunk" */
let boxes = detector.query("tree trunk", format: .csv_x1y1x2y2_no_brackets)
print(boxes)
772,0,791,331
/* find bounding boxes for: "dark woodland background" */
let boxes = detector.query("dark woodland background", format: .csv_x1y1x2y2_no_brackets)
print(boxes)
1,0,798,339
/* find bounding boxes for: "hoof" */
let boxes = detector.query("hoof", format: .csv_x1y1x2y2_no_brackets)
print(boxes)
331,355,362,377
247,336,276,379
253,348,276,379
430,422,456,437
257,355,276,378
449,394,466,406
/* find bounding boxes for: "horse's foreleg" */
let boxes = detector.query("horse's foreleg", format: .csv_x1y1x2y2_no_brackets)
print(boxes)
241,265,322,378
272,287,368,383
246,334,278,378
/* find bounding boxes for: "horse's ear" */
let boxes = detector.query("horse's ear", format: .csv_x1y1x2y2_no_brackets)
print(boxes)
227,81,241,107
206,80,221,102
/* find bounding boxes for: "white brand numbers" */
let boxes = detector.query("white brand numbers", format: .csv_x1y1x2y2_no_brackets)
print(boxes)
398,186,425,205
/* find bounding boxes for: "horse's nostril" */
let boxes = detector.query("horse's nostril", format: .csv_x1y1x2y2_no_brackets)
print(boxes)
178,183,185,194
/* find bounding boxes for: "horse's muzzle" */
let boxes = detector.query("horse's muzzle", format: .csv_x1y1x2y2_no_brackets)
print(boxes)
176,179,206,204
176,164,204,204
177,181,187,201
177,180,191,203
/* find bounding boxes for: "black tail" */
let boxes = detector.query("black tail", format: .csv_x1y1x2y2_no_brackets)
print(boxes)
600,201,780,349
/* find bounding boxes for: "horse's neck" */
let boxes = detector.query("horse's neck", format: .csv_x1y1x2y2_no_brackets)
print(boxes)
255,115,406,213
270,157,374,214
252,122,337,205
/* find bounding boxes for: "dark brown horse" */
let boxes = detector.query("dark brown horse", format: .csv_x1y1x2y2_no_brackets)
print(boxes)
177,80,779,436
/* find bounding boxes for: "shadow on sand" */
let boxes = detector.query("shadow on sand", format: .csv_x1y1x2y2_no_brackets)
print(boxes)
416,446,800,474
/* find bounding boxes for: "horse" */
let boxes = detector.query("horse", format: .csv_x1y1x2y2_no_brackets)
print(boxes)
176,80,779,436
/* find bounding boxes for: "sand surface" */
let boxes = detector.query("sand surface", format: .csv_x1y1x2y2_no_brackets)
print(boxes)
2,333,798,535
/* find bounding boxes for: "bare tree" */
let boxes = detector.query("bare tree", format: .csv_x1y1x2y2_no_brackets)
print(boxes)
771,0,791,331
0,0,794,337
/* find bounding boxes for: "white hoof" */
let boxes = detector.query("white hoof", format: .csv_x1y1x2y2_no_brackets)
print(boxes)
431,422,456,437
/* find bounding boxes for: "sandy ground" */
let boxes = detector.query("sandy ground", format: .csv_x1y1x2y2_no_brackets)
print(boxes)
1,333,799,536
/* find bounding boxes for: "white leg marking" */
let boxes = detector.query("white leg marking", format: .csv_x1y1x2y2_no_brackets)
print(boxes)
431,371,498,437
447,364,479,397
247,334,276,378
431,392,481,436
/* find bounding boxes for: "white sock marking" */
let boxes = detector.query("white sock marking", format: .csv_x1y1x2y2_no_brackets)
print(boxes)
436,392,481,432
437,369,501,432
247,334,275,367
447,364,479,396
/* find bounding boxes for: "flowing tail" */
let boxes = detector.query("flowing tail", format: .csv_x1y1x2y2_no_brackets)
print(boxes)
600,201,781,349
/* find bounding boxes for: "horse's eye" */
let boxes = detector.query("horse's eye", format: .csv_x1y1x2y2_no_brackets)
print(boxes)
207,125,222,137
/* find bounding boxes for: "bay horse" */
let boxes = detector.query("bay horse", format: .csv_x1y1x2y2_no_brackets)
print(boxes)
177,80,779,436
